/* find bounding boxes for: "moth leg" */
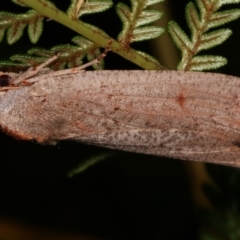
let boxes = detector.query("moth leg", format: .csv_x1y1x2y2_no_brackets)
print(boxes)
25,40,112,84
12,54,59,86
0,86,20,92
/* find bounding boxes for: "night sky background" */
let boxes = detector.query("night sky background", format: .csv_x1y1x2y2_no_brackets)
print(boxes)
1,1,240,239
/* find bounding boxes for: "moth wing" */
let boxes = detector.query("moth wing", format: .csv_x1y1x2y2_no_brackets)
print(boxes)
77,127,240,167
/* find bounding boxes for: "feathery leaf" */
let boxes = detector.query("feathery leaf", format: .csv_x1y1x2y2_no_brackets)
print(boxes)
207,9,240,31
0,10,44,44
28,15,44,44
197,29,232,52
168,0,240,71
7,22,27,45
0,36,105,71
116,0,164,46
190,55,227,71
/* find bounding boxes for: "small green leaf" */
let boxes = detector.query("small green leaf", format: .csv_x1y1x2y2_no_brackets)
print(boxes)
51,45,81,55
68,152,115,177
132,26,164,42
71,36,94,48
197,29,232,52
168,21,192,51
28,48,53,57
10,54,47,66
67,0,113,19
207,9,240,31
116,3,131,26
78,0,113,16
117,0,165,46
7,22,26,44
0,10,44,44
195,0,207,16
136,10,163,27
190,55,227,71
28,16,43,43
0,61,30,72
146,0,164,7
186,2,200,38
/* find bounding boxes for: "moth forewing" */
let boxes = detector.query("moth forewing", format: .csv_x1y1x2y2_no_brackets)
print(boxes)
0,70,240,167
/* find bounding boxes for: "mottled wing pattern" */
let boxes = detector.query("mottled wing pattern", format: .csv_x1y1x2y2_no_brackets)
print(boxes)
1,70,240,167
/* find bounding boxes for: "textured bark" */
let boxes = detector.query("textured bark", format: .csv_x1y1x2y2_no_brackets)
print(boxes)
1,70,240,167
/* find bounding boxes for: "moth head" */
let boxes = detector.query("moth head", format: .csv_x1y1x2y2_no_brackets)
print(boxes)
0,74,11,87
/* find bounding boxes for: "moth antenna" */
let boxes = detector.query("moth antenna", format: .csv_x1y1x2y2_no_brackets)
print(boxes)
12,54,60,85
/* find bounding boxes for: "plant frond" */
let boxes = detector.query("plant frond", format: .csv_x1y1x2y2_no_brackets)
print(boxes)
116,0,164,47
0,61,30,72
10,54,47,66
67,0,113,19
198,29,232,51
0,10,44,44
168,21,192,51
168,0,240,71
0,36,106,71
189,55,227,71
68,152,115,177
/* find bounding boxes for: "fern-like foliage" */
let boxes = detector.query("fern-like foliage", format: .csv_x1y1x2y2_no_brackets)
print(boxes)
116,0,164,47
0,0,166,70
0,10,44,44
0,36,105,71
0,0,113,45
168,0,240,71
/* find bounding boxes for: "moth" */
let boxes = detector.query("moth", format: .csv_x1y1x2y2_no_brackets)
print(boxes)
0,68,240,168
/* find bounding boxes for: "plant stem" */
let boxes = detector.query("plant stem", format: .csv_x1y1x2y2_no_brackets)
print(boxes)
20,0,166,70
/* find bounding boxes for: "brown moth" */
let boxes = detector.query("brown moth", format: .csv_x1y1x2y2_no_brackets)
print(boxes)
0,70,240,167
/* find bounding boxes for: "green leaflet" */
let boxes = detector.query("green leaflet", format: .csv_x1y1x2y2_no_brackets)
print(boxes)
198,29,232,52
207,9,240,30
68,152,115,177
168,0,240,71
7,21,27,45
28,15,44,44
0,10,43,44
132,26,165,42
190,55,227,71
116,0,164,45
67,0,113,19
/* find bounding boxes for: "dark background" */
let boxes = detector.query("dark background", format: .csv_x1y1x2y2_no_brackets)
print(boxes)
1,1,240,239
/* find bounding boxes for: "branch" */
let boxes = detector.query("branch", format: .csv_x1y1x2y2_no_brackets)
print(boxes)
1,70,240,168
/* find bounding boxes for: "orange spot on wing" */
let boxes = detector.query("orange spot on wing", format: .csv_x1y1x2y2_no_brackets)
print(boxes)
176,92,185,109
